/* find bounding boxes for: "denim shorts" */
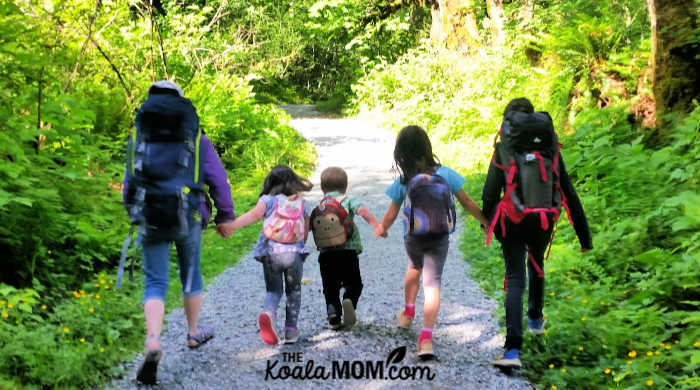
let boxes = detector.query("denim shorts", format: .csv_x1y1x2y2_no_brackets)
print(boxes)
139,221,203,302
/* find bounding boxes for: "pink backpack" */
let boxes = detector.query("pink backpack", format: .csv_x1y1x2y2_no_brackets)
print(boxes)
262,194,305,243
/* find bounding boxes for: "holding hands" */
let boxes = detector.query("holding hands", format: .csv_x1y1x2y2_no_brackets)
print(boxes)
215,221,236,238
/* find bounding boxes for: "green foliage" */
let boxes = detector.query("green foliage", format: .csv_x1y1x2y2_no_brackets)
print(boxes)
0,194,261,389
188,73,316,181
0,0,315,387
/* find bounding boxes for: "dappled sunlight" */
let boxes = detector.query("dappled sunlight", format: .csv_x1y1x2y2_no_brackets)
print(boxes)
438,322,488,344
440,302,491,322
310,337,344,351
236,347,281,362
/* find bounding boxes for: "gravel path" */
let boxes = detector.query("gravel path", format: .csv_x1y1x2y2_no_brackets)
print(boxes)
110,105,532,389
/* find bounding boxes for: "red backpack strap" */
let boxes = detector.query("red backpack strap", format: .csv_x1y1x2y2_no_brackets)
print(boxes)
528,250,545,278
485,160,519,245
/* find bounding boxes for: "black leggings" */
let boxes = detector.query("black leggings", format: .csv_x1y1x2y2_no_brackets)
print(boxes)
500,214,553,350
318,250,363,320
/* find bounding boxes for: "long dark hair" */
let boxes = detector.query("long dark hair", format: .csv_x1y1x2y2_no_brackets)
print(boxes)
393,125,441,185
259,165,313,197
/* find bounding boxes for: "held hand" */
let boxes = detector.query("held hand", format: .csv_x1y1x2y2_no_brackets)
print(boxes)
375,225,388,238
216,221,236,238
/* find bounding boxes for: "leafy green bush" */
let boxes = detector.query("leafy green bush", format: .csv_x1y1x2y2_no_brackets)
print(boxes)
0,207,262,389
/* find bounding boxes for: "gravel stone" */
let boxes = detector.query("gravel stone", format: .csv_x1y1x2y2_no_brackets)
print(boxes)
109,105,532,389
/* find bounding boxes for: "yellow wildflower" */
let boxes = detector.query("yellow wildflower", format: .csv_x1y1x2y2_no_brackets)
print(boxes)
41,305,47,310
99,279,105,285
654,351,660,355
100,347,105,353
664,345,671,350
600,301,605,305
567,295,573,300
0,300,4,306
549,268,554,273
7,303,13,309
693,341,700,348
578,346,584,351
88,307,94,314
582,299,588,304
549,364,554,369
646,351,653,357
581,316,587,321
674,340,679,344
604,368,611,374
560,368,567,373
551,386,557,390
659,342,665,347
627,360,633,365
63,327,70,333
646,379,653,386
549,292,555,297
95,294,100,299
628,350,637,358
80,338,85,343
1,311,8,318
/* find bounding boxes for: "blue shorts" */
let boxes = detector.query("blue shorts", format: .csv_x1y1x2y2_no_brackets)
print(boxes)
139,221,203,302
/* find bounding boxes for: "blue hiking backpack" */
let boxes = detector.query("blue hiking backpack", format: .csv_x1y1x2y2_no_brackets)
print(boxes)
117,93,204,288
402,170,457,236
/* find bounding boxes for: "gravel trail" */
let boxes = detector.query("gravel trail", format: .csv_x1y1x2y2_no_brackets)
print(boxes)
110,105,532,390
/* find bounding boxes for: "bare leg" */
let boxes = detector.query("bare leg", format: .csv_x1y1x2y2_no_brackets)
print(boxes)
404,265,421,304
422,286,441,328
144,299,164,351
184,294,202,343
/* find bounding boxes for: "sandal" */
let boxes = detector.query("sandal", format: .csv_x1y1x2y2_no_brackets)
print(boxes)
136,349,162,385
187,325,214,349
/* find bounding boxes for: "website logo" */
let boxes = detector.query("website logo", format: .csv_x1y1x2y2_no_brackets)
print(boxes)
264,346,436,381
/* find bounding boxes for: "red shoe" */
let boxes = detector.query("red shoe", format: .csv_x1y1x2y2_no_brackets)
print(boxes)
258,312,279,345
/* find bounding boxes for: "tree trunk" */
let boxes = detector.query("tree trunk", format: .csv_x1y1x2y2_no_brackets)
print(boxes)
429,0,481,54
648,0,700,124
485,0,505,47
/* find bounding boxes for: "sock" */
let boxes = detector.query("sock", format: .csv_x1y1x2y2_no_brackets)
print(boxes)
403,303,415,317
418,327,433,343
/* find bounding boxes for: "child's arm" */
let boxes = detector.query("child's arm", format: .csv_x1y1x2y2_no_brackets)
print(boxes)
455,189,490,229
304,216,311,243
357,205,385,237
376,201,401,237
230,201,266,234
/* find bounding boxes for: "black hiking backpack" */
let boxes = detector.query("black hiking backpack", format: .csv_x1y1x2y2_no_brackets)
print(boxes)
117,93,205,289
485,111,574,247
485,111,575,285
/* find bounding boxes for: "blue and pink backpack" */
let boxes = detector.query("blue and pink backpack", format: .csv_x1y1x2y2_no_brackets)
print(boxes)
402,170,457,237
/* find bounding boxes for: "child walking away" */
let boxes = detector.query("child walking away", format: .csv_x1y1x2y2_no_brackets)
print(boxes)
311,167,384,330
482,98,592,369
376,125,490,360
229,165,312,345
